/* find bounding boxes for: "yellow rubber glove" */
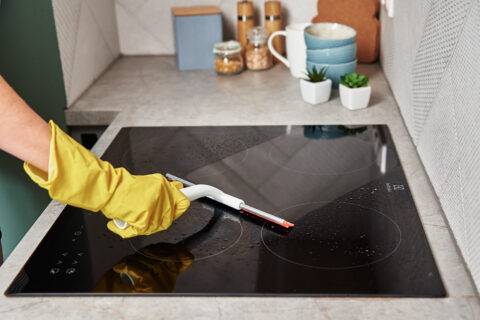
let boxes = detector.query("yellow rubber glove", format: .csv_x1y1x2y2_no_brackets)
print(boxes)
24,121,190,238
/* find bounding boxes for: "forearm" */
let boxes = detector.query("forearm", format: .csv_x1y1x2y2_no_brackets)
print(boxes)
0,76,50,172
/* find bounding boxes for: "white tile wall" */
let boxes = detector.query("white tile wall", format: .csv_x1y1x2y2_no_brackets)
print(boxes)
52,0,120,107
381,0,480,292
114,0,317,55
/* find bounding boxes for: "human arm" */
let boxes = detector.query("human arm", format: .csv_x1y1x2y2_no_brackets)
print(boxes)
0,76,190,238
0,75,50,172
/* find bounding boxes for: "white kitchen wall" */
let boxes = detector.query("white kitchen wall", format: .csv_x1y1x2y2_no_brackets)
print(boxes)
52,0,120,106
115,0,317,55
380,0,480,291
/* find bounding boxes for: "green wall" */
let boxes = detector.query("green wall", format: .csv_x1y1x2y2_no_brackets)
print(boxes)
0,0,66,258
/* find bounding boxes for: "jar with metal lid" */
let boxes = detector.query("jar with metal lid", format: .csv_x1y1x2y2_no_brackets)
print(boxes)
213,41,244,75
245,27,273,71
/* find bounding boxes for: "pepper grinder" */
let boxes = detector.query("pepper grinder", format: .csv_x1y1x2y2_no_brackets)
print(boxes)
237,0,254,52
264,0,284,61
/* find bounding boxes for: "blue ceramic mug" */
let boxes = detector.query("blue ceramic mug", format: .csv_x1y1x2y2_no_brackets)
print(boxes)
304,23,356,49
306,43,356,64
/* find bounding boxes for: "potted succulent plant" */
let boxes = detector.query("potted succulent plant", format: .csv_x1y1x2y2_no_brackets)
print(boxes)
300,66,332,105
339,72,371,110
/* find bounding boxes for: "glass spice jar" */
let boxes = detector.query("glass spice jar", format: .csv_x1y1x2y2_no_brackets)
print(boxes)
245,27,273,71
213,41,244,75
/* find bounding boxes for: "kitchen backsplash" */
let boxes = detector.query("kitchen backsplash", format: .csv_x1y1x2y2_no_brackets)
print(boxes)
52,0,120,106
380,0,480,292
115,0,317,55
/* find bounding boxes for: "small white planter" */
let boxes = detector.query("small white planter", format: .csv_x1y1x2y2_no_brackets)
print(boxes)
339,84,371,110
300,79,332,105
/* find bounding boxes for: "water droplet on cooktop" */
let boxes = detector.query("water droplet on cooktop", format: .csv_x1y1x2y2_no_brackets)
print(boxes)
261,202,402,270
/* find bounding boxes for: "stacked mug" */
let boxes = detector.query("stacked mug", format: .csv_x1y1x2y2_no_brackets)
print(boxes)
304,23,357,87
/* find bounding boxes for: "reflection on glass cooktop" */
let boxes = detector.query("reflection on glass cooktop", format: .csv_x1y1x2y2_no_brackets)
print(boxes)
6,125,446,297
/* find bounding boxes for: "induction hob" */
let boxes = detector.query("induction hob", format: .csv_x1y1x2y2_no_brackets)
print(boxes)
6,125,446,297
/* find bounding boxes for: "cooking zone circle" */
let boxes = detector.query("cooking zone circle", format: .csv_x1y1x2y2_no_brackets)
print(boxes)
268,135,377,175
129,201,243,263
261,202,402,270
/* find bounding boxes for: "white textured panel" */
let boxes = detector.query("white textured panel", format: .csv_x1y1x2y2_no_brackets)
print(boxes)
51,0,82,105
380,0,427,138
69,1,117,104
115,0,317,55
84,0,120,54
382,0,480,292
417,73,463,247
52,0,120,106
115,1,168,54
411,0,471,142
448,0,480,287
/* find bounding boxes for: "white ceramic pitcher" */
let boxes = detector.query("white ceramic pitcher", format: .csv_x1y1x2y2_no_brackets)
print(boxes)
268,22,310,78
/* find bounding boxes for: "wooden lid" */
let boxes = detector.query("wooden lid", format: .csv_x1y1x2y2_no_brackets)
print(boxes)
172,6,221,17
237,1,254,16
265,1,281,16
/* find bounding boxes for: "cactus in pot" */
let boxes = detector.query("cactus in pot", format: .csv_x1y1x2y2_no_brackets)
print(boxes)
300,66,332,105
339,72,371,110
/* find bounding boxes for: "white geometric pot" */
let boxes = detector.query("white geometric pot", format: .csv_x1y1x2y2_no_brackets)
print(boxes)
300,79,332,105
339,84,371,110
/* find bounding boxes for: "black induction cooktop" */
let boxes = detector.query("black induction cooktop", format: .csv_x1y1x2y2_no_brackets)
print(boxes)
6,125,446,297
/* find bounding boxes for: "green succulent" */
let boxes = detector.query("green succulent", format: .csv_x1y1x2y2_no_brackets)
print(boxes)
340,72,369,88
305,66,328,83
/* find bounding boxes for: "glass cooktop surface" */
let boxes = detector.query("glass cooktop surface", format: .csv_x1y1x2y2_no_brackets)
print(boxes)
6,125,446,297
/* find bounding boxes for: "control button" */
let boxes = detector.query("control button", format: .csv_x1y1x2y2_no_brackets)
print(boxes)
386,183,405,193
50,268,60,275
66,268,76,275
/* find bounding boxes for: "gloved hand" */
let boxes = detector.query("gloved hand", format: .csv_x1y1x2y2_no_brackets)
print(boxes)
24,121,190,238
93,243,194,293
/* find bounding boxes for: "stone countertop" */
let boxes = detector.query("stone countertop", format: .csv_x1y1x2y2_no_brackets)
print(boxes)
1,56,479,319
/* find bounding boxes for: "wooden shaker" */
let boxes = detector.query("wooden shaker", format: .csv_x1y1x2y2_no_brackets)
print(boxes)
264,0,284,60
237,1,254,51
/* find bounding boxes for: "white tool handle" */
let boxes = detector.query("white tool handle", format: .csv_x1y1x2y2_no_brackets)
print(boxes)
113,184,245,230
180,184,245,209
